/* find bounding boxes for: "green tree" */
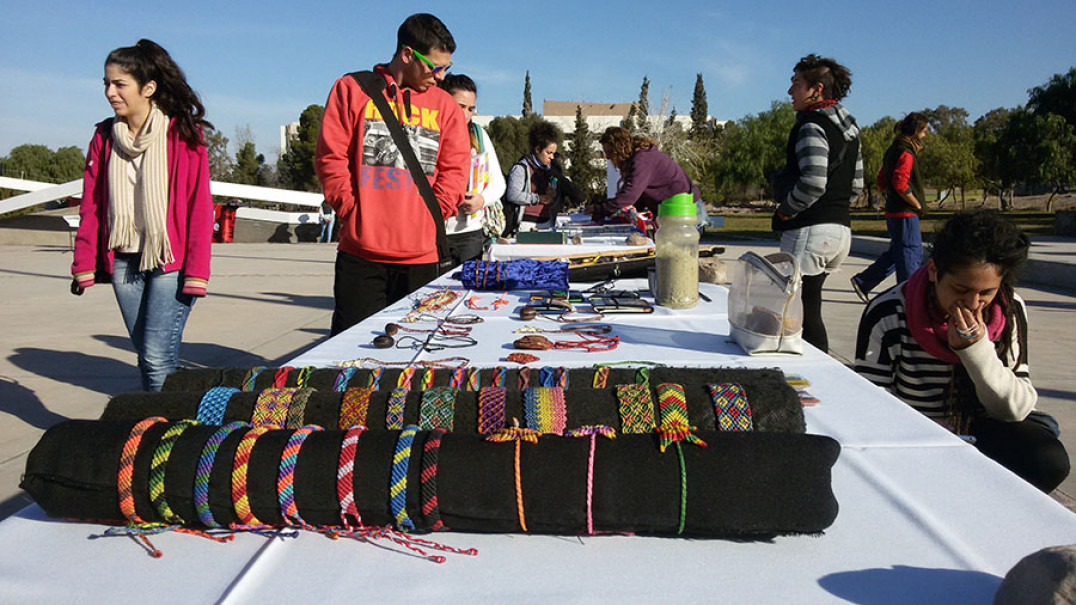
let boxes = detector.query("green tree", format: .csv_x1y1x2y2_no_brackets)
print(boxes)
232,141,265,185
636,76,651,134
689,73,710,141
1027,67,1076,127
1,144,55,182
859,117,897,207
917,106,977,207
711,101,795,202
48,146,86,183
230,125,266,185
566,105,601,198
488,113,544,175
522,71,533,118
973,107,1015,208
205,129,233,182
277,104,324,192
621,104,638,133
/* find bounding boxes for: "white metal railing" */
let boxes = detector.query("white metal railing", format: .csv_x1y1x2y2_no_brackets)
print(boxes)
0,176,322,217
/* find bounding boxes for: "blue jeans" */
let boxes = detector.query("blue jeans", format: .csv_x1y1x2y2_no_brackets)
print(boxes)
855,215,923,293
111,253,195,391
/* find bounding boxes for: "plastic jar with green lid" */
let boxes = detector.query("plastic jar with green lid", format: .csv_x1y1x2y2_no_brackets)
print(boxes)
654,193,699,309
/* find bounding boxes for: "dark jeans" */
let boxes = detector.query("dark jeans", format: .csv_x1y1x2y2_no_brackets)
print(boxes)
970,411,1070,493
446,229,488,267
331,251,438,336
854,215,923,293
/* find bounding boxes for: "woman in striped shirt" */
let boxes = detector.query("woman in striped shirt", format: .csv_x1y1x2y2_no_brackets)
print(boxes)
854,210,1068,492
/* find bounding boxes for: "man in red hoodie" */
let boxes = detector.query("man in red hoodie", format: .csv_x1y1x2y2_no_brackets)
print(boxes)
316,13,469,335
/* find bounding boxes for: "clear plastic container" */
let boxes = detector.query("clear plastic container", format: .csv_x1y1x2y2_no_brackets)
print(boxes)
654,193,699,309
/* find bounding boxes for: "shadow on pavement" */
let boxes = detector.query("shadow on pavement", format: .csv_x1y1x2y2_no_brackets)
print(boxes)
0,377,68,429
9,347,136,397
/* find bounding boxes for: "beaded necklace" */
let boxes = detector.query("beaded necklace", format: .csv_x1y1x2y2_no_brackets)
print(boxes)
335,356,470,370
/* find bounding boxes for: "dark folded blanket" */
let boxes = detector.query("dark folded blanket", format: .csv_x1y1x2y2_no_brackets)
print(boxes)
22,420,839,539
149,367,804,434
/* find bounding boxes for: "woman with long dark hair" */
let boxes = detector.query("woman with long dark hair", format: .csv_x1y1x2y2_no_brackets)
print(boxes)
851,112,930,302
71,39,214,391
855,210,1069,492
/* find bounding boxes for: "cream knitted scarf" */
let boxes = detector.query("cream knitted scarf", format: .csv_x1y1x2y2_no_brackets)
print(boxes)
108,103,173,271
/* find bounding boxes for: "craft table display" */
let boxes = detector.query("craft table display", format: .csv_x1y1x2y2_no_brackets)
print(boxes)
5,274,1076,604
485,234,653,263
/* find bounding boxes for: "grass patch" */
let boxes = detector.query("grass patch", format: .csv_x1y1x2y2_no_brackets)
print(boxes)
704,210,1059,241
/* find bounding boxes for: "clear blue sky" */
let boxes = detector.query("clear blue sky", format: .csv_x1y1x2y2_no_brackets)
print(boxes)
1,0,1072,162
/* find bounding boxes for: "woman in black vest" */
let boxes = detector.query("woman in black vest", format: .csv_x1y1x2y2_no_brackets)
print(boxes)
851,113,929,302
771,54,863,352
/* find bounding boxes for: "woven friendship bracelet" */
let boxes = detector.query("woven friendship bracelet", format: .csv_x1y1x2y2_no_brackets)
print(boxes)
592,366,610,389
278,425,323,526
708,383,754,432
339,386,373,430
285,387,315,429
420,428,448,531
295,366,315,389
367,367,383,389
337,425,366,527
196,387,239,425
564,426,616,535
148,420,198,524
477,386,508,434
117,417,167,524
389,425,419,531
272,366,295,388
334,367,357,392
522,387,567,435
418,386,457,431
656,383,707,452
517,367,531,390
241,367,266,392
449,366,466,389
194,421,248,528
386,388,409,430
538,366,569,389
419,367,435,391
491,366,507,388
486,423,540,532
386,367,417,430
231,426,271,527
466,367,480,391
616,384,656,434
251,388,295,429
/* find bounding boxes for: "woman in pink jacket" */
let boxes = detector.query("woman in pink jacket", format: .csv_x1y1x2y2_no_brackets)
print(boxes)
71,39,214,391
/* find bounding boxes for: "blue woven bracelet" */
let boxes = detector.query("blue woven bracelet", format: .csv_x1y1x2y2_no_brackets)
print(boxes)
389,425,419,531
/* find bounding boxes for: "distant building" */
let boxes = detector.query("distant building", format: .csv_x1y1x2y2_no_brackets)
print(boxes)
472,100,724,134
280,122,300,155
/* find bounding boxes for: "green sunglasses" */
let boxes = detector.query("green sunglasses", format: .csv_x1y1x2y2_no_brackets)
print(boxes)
407,46,452,75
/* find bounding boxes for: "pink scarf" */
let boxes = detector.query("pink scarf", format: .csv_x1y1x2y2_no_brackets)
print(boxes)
902,266,1007,364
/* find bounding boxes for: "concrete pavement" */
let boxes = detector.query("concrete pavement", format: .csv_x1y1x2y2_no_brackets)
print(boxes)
0,236,1073,521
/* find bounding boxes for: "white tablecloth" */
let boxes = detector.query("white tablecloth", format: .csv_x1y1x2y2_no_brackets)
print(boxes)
4,276,1075,604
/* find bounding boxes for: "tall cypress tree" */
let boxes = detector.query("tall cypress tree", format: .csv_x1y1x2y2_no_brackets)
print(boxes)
636,76,651,134
567,105,600,197
690,73,709,139
522,71,533,117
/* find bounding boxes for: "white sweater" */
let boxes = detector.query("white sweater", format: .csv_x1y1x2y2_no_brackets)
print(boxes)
854,284,1037,424
447,125,506,235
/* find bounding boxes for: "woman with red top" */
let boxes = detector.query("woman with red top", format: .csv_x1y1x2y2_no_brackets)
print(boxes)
71,39,214,391
851,112,929,302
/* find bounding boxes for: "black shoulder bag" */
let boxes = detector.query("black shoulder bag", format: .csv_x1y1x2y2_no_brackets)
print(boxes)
349,71,453,274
